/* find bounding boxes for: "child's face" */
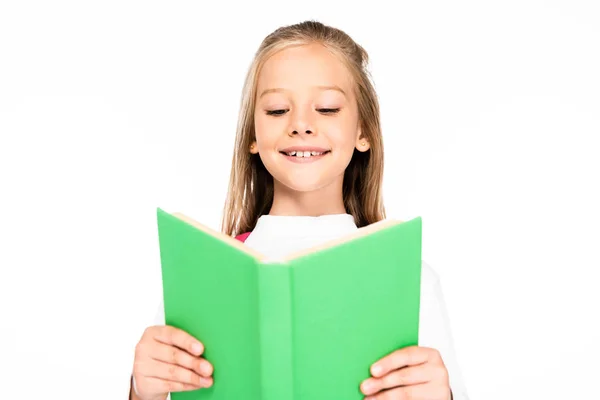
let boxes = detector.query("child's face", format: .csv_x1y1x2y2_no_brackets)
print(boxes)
252,43,369,193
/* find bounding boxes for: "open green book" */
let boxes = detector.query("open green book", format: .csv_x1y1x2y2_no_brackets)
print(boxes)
156,207,422,400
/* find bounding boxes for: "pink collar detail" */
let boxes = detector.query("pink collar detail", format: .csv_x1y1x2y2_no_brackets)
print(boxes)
235,232,251,243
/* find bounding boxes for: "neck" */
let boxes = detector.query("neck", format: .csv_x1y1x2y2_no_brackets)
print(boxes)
269,178,346,217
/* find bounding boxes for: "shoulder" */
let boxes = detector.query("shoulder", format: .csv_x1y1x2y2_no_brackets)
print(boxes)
421,260,441,286
235,232,251,243
419,260,446,298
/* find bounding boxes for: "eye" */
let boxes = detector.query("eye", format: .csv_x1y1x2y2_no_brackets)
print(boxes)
318,108,341,114
265,108,340,116
266,109,288,116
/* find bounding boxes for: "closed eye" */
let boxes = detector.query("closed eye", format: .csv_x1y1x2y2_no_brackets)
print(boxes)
318,108,340,114
265,108,341,116
266,109,288,116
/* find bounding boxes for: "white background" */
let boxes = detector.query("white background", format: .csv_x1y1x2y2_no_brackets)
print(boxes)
1,1,599,399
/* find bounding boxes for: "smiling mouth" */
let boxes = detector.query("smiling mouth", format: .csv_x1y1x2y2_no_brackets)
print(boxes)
278,148,331,164
279,150,331,158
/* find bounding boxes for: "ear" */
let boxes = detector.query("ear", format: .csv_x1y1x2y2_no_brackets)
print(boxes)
355,129,370,152
249,140,258,154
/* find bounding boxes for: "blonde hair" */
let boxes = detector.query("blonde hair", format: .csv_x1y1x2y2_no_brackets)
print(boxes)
221,20,386,237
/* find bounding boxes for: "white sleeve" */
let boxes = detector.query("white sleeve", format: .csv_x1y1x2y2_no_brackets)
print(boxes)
419,261,469,400
154,300,165,326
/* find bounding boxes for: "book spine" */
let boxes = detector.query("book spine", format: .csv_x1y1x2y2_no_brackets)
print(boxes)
258,265,294,399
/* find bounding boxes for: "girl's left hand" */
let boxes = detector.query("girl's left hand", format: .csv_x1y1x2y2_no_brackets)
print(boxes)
360,346,452,400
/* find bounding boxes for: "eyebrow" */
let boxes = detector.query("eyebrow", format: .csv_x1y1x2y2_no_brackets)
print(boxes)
258,85,346,99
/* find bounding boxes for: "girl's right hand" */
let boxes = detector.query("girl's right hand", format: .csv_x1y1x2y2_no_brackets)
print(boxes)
131,325,214,400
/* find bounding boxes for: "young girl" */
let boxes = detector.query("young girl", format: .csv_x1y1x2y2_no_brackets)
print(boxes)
130,21,469,400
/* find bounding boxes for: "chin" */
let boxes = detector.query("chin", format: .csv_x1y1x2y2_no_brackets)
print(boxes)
264,157,345,193
283,182,324,193
276,173,337,193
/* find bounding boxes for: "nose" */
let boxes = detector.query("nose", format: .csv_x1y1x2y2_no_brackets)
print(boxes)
291,129,313,135
288,108,315,136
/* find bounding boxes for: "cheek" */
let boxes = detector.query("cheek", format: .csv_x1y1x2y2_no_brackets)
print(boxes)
324,120,358,151
254,115,283,147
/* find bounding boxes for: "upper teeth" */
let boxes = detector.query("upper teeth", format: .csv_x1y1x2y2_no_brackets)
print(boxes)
286,151,324,157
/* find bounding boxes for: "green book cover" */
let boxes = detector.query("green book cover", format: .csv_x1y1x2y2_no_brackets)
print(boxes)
156,207,422,400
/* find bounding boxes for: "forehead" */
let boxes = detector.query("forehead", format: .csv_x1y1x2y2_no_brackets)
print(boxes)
256,43,353,95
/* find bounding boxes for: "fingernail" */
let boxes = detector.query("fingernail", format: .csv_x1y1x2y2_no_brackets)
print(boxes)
192,342,203,354
361,381,372,393
202,361,213,376
371,364,382,376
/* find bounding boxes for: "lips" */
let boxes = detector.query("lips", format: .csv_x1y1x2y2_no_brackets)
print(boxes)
279,146,331,158
278,146,331,163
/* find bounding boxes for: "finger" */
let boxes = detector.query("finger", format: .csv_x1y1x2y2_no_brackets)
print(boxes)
371,346,435,378
364,383,432,400
136,357,213,388
151,341,213,377
140,375,209,394
361,363,435,396
152,325,204,357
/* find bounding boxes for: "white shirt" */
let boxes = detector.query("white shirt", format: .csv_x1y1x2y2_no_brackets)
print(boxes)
151,214,469,399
